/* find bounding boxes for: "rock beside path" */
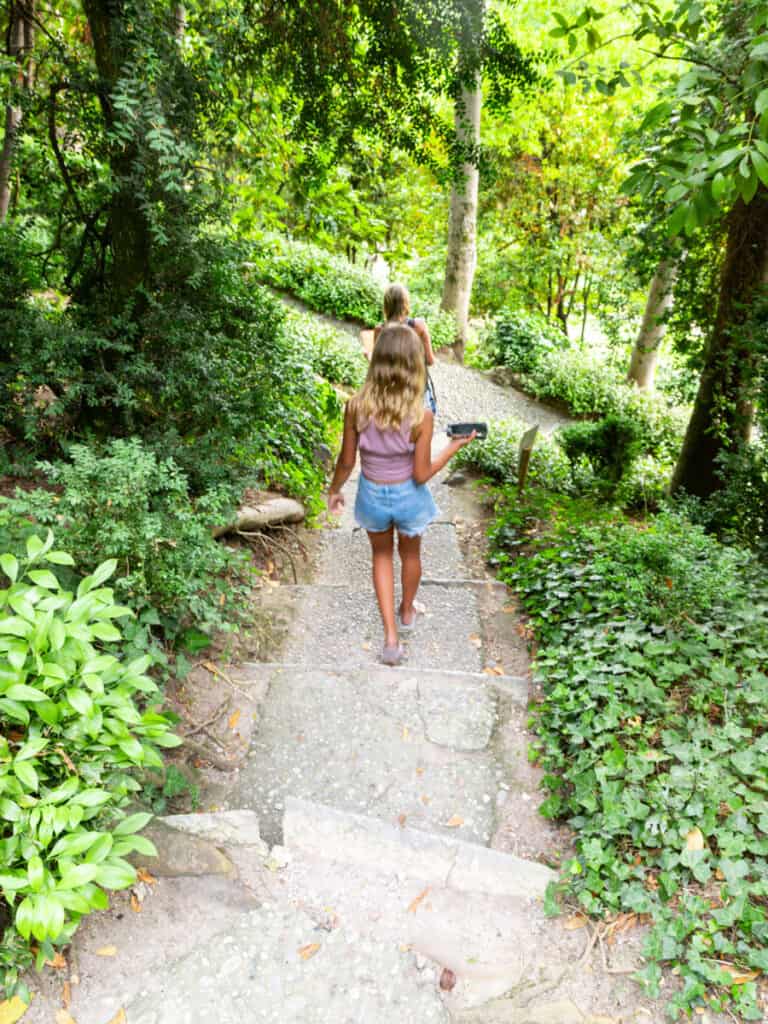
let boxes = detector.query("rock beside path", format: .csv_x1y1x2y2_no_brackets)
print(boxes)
125,905,449,1024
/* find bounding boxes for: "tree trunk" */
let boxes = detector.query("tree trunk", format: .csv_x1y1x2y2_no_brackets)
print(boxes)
441,76,481,361
0,7,26,223
82,0,154,305
627,257,677,390
671,193,768,498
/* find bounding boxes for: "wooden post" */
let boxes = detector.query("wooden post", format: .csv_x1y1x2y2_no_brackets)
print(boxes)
517,424,539,493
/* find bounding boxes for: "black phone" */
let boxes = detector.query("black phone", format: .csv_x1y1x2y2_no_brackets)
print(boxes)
446,422,488,439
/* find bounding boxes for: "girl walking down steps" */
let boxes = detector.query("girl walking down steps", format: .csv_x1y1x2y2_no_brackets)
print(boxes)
327,322,475,666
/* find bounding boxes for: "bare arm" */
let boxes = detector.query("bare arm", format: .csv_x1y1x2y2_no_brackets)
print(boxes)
412,411,474,485
327,403,359,513
413,318,435,366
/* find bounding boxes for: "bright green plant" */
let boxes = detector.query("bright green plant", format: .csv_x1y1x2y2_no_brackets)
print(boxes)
0,440,252,645
453,419,573,494
286,312,367,389
558,414,643,490
486,308,566,374
0,532,179,999
506,511,768,1020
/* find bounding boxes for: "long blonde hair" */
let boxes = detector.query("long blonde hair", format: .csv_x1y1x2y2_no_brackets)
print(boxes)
351,323,425,432
383,283,411,322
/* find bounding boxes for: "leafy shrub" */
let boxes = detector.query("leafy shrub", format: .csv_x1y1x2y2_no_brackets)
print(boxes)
507,512,768,1020
250,234,458,347
684,444,768,557
558,414,642,489
251,235,383,323
0,439,251,644
1,241,337,511
614,454,673,511
0,533,179,998
486,308,565,374
285,312,367,389
454,420,573,494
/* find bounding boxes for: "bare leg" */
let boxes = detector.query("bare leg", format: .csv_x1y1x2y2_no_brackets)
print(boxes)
367,528,397,647
398,532,422,626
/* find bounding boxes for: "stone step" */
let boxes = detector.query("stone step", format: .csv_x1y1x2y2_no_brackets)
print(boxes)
318,520,466,585
226,664,506,846
283,797,555,900
276,582,485,672
125,903,450,1024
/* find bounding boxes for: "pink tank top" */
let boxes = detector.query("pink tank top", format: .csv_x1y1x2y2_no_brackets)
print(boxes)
358,418,415,482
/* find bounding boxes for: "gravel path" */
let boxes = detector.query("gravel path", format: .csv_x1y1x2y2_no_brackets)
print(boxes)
275,290,571,436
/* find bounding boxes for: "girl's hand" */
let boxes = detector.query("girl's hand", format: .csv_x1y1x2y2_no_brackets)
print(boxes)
328,491,345,515
453,430,477,448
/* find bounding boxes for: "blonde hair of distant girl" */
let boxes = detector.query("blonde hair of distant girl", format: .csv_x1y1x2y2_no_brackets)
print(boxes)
383,283,411,322
351,324,425,432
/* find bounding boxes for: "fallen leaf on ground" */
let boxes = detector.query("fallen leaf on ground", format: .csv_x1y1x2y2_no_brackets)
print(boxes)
62,981,71,1008
483,666,503,676
439,968,456,991
445,815,464,827
137,868,157,885
55,1012,76,1024
402,725,409,740
563,913,588,930
420,795,430,805
397,814,407,828
95,946,117,957
502,605,515,614
407,888,430,914
468,633,482,648
47,951,67,970
104,1010,126,1024
0,997,29,1024
415,767,424,776
130,892,141,913
685,827,705,852
228,709,241,730
298,943,320,961
718,964,760,984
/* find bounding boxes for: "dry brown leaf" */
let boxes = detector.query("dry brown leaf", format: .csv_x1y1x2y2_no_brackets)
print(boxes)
130,892,142,913
55,1012,76,1024
104,1010,127,1024
502,604,516,614
439,968,457,991
445,815,464,828
0,997,29,1024
563,913,588,931
62,981,71,1009
298,943,320,961
402,725,409,741
228,709,241,730
420,794,430,805
468,633,482,649
137,868,157,886
718,963,760,985
47,951,67,970
397,814,407,828
95,945,117,957
407,887,430,914
55,745,77,774
685,827,705,852
415,767,424,776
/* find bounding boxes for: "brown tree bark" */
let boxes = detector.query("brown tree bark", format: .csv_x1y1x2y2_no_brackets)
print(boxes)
441,76,481,361
82,0,153,304
627,257,677,391
671,193,768,498
0,4,30,222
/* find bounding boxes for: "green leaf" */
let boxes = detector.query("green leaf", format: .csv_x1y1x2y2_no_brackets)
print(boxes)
114,812,152,835
756,88,768,116
89,622,121,643
26,535,45,561
44,550,75,566
50,831,101,858
71,789,111,807
0,617,32,638
27,855,44,892
14,760,39,790
93,859,136,890
0,554,19,583
27,570,60,591
66,689,94,716
58,863,99,888
91,559,118,587
5,684,47,702
750,148,768,187
15,736,48,761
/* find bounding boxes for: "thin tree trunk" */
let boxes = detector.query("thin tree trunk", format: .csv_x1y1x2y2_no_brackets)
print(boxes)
0,8,25,223
579,274,592,344
441,76,481,361
671,194,768,498
627,257,677,390
82,0,154,305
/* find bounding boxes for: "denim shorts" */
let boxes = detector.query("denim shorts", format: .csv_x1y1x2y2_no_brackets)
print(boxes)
355,475,438,537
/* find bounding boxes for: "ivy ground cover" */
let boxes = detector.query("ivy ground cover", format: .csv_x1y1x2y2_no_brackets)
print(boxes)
496,501,768,1020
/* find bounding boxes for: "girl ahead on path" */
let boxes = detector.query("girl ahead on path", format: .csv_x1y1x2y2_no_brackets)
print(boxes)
327,323,475,666
373,283,437,412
